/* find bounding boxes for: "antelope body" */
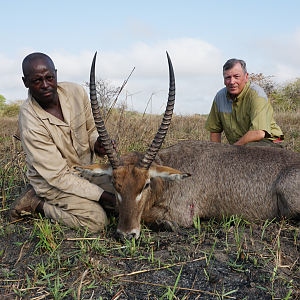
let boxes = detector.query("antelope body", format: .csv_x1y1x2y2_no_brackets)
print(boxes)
78,53,300,240
79,140,300,239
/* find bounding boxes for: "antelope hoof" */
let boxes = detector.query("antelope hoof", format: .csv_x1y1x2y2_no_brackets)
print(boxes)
149,220,179,232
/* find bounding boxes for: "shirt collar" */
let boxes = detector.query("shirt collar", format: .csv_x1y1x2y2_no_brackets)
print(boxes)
28,83,71,126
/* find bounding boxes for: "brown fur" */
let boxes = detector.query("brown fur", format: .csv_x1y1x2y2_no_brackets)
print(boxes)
80,141,300,239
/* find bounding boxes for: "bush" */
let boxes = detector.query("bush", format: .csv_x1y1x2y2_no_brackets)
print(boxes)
249,73,276,95
0,94,6,109
270,78,300,112
2,103,21,117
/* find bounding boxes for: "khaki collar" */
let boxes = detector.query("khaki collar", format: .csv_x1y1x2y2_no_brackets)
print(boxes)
28,83,71,126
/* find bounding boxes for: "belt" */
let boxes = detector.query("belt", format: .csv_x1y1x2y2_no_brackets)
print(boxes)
273,138,283,143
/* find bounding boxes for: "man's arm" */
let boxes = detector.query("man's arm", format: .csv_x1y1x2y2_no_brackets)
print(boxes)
210,132,222,143
22,128,103,201
233,130,265,146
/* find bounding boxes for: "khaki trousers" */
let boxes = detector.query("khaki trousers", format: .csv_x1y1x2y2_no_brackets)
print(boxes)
43,175,115,233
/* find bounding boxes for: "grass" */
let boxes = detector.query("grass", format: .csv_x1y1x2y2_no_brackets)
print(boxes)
1,107,300,299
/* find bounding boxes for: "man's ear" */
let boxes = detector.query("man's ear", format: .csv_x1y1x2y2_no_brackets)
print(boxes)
245,72,249,83
22,76,28,88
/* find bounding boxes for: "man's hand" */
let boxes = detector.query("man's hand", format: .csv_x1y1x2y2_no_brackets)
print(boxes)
94,137,117,157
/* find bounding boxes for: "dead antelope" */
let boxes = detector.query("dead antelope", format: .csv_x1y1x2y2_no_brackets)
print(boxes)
78,53,300,240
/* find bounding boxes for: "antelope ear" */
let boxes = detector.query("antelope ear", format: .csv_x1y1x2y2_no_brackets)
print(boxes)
149,165,191,181
76,164,113,177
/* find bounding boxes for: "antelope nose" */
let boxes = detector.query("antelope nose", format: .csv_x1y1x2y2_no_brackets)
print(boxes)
116,228,140,241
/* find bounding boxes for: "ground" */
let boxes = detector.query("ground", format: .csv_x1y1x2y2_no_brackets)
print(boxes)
1,116,300,299
1,203,300,299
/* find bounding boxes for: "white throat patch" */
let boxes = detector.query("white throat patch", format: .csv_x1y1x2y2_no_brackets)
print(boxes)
135,192,143,203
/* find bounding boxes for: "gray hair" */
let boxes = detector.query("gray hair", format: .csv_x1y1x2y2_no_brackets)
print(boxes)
223,59,247,75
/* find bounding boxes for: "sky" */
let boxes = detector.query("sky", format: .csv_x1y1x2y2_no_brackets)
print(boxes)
1,0,300,115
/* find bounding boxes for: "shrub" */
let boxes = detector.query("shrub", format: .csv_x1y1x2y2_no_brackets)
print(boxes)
249,73,276,95
0,94,6,109
2,103,21,117
270,78,300,112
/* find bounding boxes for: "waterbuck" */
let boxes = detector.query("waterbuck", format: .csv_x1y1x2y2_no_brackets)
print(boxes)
78,53,300,240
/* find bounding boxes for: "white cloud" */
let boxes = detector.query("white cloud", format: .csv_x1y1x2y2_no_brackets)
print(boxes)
5,31,300,115
247,28,300,84
0,38,224,114
3,33,300,115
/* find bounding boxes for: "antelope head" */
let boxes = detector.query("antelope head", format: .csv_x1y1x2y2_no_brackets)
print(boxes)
77,52,190,240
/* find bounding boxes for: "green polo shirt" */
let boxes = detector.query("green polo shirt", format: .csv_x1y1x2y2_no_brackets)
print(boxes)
205,82,283,145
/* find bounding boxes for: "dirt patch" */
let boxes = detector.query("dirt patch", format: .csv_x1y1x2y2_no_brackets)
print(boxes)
1,116,300,299
1,205,300,299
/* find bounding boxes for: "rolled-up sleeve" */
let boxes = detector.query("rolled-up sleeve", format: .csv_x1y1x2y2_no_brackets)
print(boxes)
249,97,272,135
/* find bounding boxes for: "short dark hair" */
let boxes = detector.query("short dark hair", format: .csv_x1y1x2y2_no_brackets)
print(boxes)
22,52,55,78
223,59,247,75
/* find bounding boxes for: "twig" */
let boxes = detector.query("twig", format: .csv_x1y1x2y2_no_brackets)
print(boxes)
77,269,89,300
66,237,105,241
112,288,124,300
277,275,300,292
31,292,51,300
142,90,164,118
13,134,21,141
105,67,135,123
184,269,198,300
14,240,28,266
113,257,205,278
119,279,235,298
88,290,95,300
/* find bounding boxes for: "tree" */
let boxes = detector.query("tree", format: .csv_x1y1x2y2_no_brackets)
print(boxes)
0,94,6,109
248,73,276,96
270,78,300,111
84,78,120,119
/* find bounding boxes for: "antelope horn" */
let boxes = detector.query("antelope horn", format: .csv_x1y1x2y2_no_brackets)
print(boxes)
138,52,175,170
90,52,122,169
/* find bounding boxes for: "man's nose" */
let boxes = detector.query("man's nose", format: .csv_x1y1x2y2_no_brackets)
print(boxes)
229,77,236,84
41,79,49,88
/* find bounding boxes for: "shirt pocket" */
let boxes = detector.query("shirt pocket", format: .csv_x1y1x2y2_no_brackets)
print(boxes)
72,112,89,146
71,112,90,158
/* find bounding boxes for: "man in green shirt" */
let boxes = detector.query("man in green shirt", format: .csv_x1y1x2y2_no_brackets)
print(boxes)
205,59,283,147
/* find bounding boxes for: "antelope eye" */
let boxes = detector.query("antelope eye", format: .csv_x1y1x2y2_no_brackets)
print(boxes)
144,182,150,189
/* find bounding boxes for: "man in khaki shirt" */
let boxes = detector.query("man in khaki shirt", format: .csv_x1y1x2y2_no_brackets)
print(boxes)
9,52,116,232
205,59,283,147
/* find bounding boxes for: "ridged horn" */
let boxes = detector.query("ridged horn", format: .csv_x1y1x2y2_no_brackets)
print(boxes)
138,52,175,170
90,52,122,169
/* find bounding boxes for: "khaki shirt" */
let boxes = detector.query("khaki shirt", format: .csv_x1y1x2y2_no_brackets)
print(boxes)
205,82,283,144
19,82,103,201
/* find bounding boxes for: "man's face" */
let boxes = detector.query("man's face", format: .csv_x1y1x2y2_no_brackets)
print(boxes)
22,58,58,105
223,63,249,99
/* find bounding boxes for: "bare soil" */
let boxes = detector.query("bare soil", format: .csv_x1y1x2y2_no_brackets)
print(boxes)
1,116,300,299
1,202,300,299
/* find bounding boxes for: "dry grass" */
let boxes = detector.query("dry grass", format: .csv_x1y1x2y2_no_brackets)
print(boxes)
103,112,209,155
1,109,300,197
1,109,300,299
275,110,300,152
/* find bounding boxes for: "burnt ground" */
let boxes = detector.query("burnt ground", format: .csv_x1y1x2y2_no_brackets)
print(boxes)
1,196,300,300
1,116,300,299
